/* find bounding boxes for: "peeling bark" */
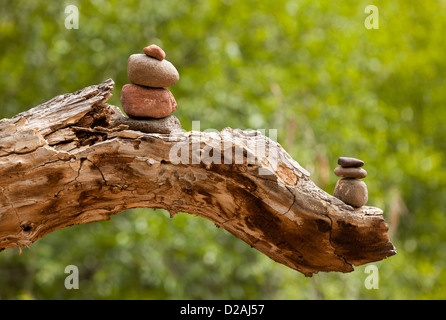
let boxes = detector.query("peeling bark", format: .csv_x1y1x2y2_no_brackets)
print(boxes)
0,79,396,276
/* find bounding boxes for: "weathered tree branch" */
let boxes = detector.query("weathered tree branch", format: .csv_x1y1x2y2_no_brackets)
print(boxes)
0,79,396,276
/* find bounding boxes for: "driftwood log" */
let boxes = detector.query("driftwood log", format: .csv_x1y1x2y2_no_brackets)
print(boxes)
0,79,396,276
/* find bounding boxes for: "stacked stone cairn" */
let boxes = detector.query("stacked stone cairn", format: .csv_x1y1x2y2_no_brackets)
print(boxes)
333,157,368,207
114,44,182,134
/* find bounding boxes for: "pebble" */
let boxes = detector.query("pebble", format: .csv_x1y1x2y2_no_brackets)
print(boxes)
127,54,179,88
334,166,367,179
143,44,166,61
113,115,181,134
120,84,177,118
337,157,364,168
333,178,368,207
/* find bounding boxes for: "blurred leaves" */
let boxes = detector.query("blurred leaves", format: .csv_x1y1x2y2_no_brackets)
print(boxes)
1,0,445,299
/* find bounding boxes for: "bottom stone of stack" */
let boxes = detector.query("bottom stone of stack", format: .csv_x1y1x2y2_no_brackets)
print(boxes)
333,178,368,207
113,115,182,134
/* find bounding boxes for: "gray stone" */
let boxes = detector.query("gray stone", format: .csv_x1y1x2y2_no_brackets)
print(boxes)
112,115,182,134
127,54,179,88
334,166,367,179
337,157,364,168
333,178,368,207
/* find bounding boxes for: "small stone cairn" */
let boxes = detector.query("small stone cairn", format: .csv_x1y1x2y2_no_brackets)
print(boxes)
333,157,368,207
114,44,182,134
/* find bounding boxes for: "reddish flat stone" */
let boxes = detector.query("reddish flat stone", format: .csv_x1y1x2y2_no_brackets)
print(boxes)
334,166,367,179
120,84,177,118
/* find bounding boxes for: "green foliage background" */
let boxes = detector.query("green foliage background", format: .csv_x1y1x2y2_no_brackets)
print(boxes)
1,0,445,299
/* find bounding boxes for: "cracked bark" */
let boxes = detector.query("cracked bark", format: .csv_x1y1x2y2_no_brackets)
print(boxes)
0,79,396,276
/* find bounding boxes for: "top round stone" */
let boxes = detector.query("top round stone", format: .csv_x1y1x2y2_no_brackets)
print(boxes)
337,157,364,168
127,54,179,88
143,44,166,61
